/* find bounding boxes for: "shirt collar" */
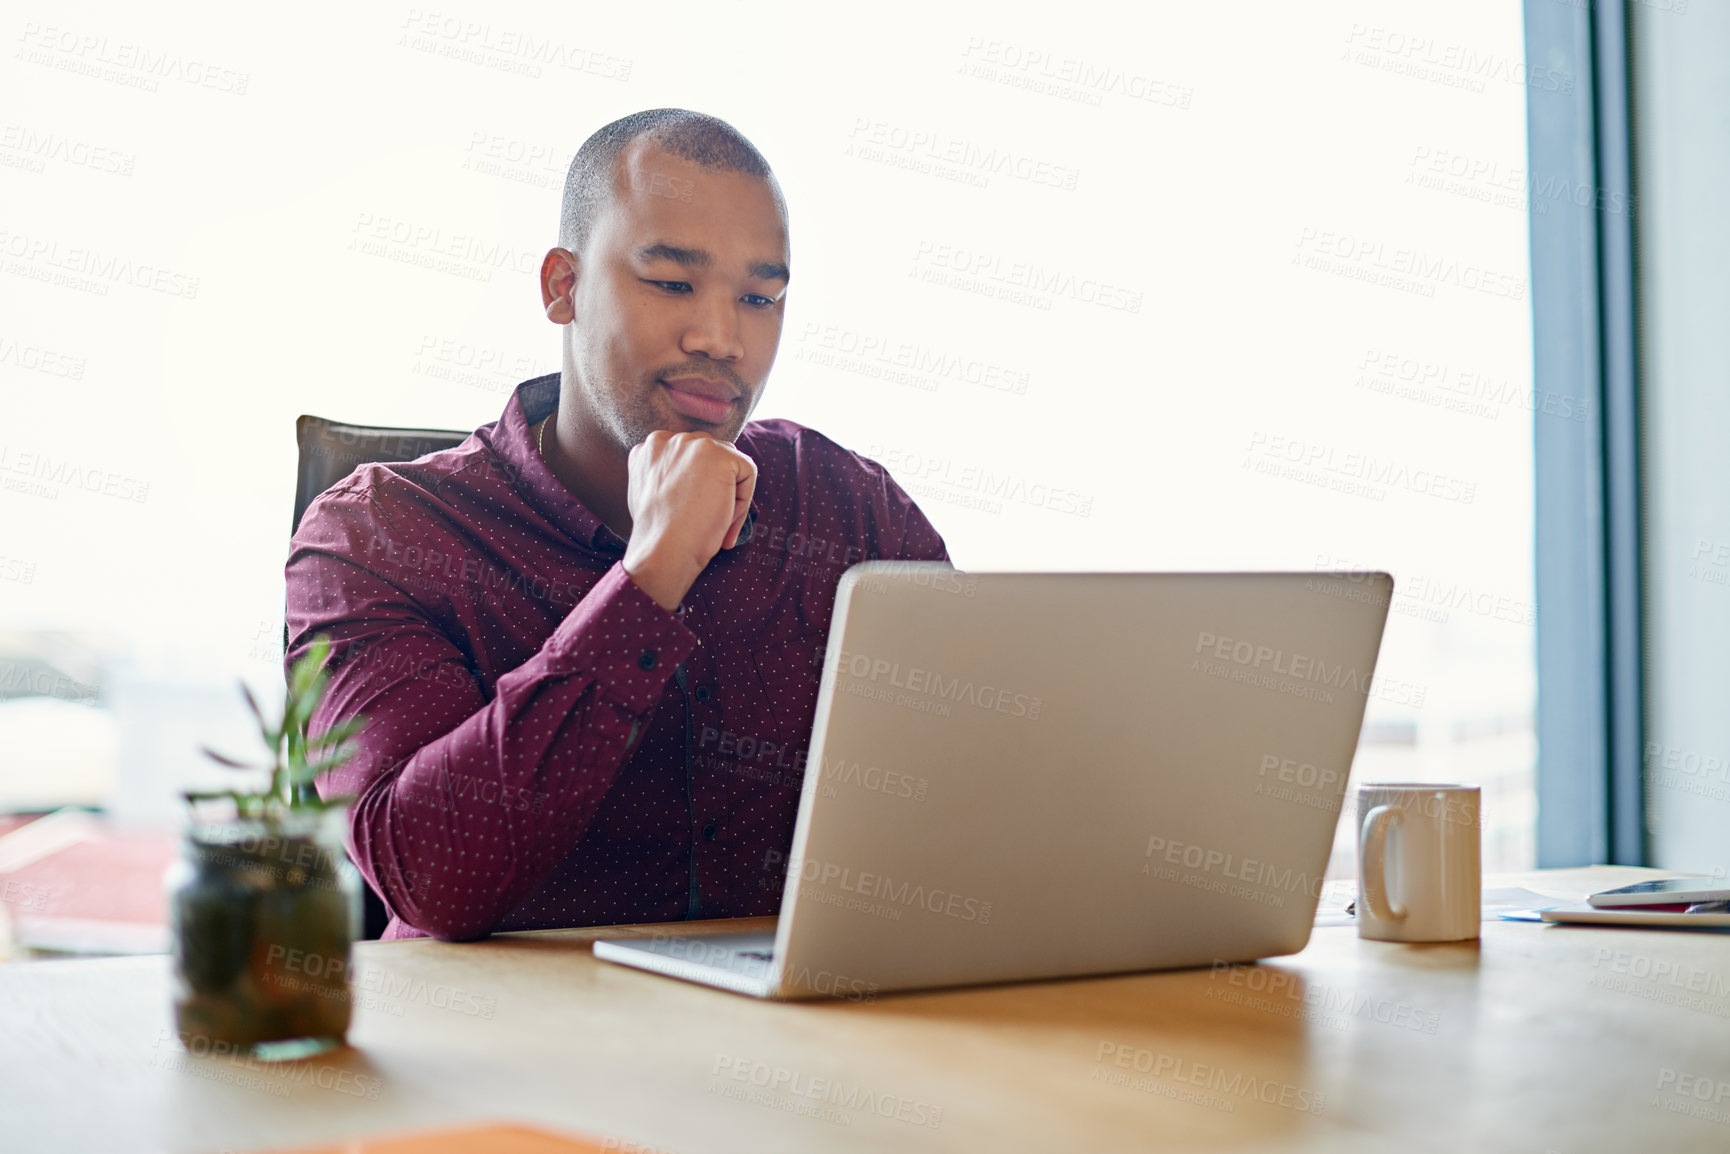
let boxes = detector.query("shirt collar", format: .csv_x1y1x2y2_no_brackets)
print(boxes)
492,374,758,553
493,374,619,553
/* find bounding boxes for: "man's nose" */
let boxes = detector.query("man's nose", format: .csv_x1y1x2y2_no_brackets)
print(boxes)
680,291,744,362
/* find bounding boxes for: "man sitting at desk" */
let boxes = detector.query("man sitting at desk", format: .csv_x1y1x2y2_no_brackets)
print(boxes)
285,109,949,941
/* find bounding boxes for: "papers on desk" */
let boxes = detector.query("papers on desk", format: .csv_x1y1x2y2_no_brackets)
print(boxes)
1312,879,1357,927
1483,887,1569,917
253,1122,624,1153
1311,884,1562,928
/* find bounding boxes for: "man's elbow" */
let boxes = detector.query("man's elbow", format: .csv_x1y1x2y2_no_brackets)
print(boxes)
388,898,497,943
366,866,498,942
416,921,495,944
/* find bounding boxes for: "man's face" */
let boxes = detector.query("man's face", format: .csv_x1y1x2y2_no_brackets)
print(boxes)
554,140,789,449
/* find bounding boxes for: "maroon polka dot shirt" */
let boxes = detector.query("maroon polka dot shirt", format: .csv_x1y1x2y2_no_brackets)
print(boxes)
285,375,949,940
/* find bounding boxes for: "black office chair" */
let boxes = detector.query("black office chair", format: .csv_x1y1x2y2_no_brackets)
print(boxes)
289,415,470,939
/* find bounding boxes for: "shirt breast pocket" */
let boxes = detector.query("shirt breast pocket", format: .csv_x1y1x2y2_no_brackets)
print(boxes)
752,632,827,746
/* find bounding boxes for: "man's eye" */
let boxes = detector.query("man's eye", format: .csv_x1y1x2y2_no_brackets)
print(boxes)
742,294,777,309
650,280,692,294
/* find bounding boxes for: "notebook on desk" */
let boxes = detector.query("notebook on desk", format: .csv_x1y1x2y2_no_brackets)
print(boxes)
594,565,1393,999
1535,903,1730,929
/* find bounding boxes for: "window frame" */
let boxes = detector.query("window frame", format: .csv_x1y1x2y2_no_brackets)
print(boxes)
1525,0,1646,867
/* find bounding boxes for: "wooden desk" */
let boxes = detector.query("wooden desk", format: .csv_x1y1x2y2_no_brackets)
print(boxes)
5,867,1729,1153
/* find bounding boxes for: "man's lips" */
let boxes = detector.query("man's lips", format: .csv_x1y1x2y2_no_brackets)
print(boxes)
660,377,740,424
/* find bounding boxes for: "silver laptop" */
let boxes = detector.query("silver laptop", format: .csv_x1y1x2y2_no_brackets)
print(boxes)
594,564,1392,999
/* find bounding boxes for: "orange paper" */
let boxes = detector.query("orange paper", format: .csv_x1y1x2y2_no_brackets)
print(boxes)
256,1122,634,1153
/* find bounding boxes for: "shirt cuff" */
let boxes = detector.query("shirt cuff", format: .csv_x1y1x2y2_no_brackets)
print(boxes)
542,561,698,715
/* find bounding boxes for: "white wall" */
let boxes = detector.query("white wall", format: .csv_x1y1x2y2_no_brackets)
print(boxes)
1,2,1535,852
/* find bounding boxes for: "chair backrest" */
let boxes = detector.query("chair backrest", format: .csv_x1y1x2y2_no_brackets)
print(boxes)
292,415,470,533
289,415,469,939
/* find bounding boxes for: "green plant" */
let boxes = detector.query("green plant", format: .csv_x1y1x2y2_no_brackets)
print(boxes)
189,635,364,821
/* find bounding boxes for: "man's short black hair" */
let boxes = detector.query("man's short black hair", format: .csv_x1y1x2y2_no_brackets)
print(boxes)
558,108,778,256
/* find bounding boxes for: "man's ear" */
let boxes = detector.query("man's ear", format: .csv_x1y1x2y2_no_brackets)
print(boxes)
540,247,577,324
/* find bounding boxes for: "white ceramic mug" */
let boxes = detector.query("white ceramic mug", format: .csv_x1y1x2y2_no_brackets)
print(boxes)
1356,783,1481,942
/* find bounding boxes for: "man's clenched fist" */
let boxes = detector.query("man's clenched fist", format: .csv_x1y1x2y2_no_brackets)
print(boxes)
622,430,758,611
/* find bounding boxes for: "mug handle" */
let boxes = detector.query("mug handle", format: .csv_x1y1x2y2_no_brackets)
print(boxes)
1360,804,1408,923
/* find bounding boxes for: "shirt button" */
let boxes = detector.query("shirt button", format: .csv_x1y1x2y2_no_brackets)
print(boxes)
694,684,713,704
637,650,658,671
701,823,718,842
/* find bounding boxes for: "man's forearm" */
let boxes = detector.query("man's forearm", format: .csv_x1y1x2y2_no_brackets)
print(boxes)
298,562,695,940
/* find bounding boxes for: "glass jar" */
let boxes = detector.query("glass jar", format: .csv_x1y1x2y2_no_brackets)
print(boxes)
164,806,361,1059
